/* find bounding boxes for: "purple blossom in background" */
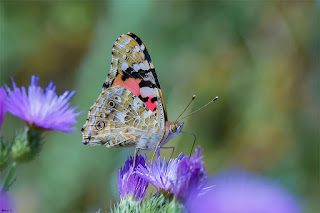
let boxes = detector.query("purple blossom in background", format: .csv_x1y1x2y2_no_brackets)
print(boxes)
0,88,7,133
136,149,184,194
187,170,302,213
0,188,15,211
5,75,82,133
118,154,149,201
136,147,208,200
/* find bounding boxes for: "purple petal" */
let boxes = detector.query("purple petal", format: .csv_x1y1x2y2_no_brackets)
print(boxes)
118,154,149,201
174,147,208,200
5,75,83,133
136,149,184,194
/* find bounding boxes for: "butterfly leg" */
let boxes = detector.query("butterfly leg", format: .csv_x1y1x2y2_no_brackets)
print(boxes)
128,147,147,180
149,144,175,175
159,146,175,160
150,142,161,164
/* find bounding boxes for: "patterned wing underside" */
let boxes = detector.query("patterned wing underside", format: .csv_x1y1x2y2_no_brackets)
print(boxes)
103,32,167,128
81,87,164,150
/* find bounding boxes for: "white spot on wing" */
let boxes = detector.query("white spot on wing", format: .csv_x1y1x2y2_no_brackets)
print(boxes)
140,87,155,97
140,44,145,51
133,63,140,72
133,45,140,52
121,62,129,71
119,37,131,47
126,49,130,53
139,62,148,70
123,55,127,60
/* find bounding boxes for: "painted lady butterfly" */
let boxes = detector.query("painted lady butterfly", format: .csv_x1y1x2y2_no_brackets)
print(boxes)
81,32,184,153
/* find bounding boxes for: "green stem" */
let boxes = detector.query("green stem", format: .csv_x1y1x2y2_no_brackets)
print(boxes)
2,162,17,191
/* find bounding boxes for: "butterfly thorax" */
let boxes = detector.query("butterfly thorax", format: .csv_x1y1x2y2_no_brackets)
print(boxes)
159,121,184,147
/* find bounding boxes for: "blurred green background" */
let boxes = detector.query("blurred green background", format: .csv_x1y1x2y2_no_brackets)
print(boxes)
0,1,319,212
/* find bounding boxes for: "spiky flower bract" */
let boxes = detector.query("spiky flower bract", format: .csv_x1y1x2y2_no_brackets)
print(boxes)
118,154,149,201
5,75,82,133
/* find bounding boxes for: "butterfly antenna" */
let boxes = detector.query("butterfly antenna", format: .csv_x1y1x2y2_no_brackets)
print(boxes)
177,96,218,122
175,95,196,123
181,131,197,157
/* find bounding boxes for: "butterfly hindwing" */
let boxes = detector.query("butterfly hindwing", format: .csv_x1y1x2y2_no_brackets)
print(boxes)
81,87,164,149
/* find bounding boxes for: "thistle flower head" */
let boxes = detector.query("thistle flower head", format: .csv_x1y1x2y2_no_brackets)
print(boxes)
118,154,149,201
136,149,184,195
0,88,7,134
136,147,208,200
5,75,82,133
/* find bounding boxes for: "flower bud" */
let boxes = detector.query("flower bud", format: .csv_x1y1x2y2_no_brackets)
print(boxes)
11,127,42,163
0,138,10,171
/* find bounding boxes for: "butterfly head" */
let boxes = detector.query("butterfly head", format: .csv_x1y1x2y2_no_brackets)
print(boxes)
169,122,184,136
161,121,184,147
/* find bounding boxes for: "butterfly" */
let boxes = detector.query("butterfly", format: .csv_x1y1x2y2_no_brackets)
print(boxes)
81,32,184,153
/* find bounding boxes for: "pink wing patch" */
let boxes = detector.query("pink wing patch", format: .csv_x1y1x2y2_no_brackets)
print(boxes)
145,97,157,112
113,75,141,97
112,75,157,112
140,87,157,112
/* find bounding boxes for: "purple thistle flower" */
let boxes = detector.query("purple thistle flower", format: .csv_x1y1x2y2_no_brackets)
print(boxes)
173,147,208,200
136,149,184,194
5,75,82,133
118,154,149,201
0,88,7,134
187,170,302,213
136,147,208,200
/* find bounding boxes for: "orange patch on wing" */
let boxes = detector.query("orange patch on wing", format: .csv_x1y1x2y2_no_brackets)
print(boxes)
113,75,141,97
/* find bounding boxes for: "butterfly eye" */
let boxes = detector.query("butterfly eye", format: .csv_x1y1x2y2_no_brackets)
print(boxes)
171,125,177,133
95,121,105,130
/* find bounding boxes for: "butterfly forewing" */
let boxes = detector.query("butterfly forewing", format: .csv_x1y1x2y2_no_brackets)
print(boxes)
104,33,167,126
82,33,167,150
